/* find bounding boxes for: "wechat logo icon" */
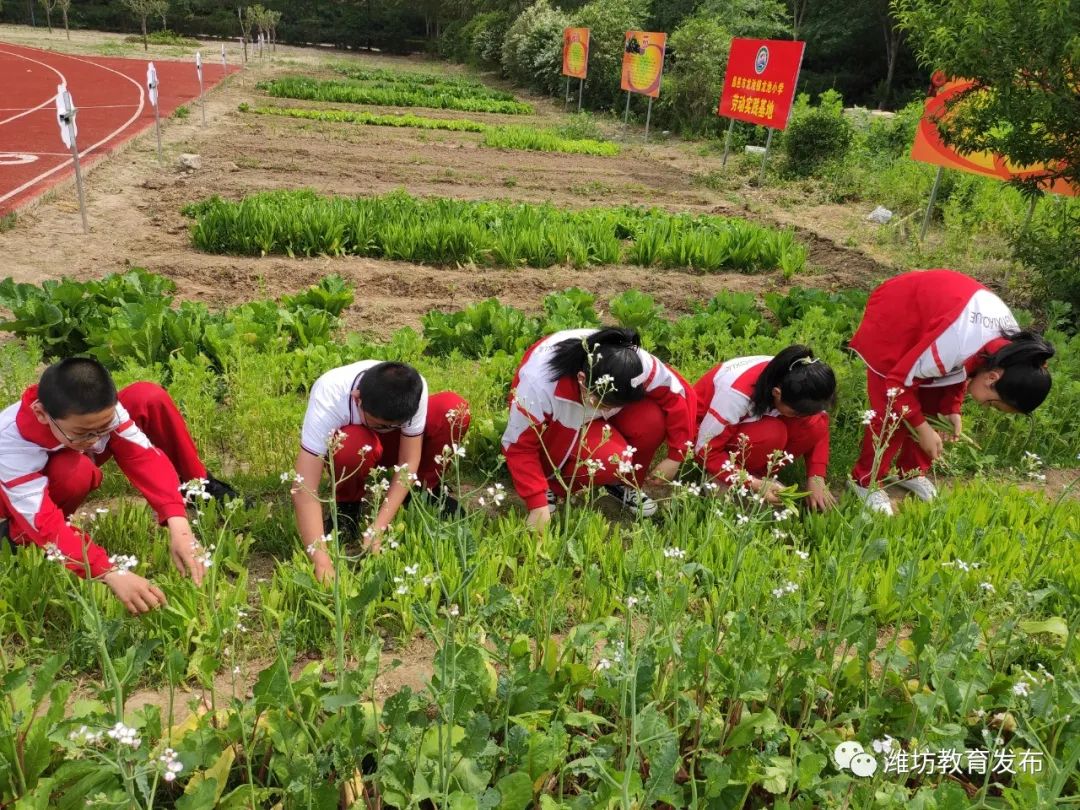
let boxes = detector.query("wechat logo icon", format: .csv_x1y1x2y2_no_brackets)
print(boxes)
834,742,878,777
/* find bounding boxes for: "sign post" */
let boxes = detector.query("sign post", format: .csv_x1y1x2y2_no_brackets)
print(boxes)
195,51,206,126
910,72,1075,239
717,38,806,179
620,30,667,142
221,43,227,69
147,62,163,165
561,28,590,112
55,84,88,233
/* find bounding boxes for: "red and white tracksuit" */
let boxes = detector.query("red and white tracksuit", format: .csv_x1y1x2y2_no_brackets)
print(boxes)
848,269,1018,484
0,383,207,578
321,393,471,503
501,329,697,510
693,356,830,482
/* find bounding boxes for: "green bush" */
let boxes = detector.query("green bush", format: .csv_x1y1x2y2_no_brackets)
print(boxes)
123,30,200,46
500,0,570,95
1014,199,1080,322
257,77,533,115
657,13,732,137
862,99,923,159
782,90,855,176
571,0,648,110
464,11,511,68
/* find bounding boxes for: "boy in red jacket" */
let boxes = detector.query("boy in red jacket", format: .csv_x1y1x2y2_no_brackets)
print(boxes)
0,358,235,613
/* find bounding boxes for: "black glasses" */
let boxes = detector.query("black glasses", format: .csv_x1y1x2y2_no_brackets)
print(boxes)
47,412,115,444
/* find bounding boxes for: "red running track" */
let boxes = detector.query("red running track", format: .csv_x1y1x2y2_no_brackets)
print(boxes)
0,42,240,215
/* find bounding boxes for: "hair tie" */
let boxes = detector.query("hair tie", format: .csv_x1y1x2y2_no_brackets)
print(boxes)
789,357,820,372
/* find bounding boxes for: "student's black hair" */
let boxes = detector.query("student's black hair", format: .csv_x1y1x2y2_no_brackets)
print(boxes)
547,327,646,406
751,345,837,416
357,362,424,422
974,330,1054,414
38,357,118,419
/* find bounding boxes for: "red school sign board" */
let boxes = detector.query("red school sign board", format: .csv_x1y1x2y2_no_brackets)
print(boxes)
718,38,805,130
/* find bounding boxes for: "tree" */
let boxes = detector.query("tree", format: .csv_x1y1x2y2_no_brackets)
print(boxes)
875,0,902,108
789,0,810,39
895,0,1080,193
58,0,71,39
38,0,57,33
123,0,169,49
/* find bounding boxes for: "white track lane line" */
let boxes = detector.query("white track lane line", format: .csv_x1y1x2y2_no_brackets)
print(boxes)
0,48,66,126
0,49,146,207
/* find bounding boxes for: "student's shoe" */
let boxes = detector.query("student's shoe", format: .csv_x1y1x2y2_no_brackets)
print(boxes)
848,481,894,516
604,484,659,518
324,500,365,541
205,475,240,503
419,485,463,519
546,490,559,515
894,475,938,502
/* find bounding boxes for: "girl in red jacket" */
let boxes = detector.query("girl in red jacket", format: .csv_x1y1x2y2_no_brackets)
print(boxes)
502,327,696,530
694,346,837,510
848,269,1054,515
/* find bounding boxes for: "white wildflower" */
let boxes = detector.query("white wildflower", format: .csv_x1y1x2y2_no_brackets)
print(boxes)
663,547,686,560
107,554,139,574
861,409,877,425
1012,681,1031,698
871,736,897,754
44,543,65,562
597,658,612,672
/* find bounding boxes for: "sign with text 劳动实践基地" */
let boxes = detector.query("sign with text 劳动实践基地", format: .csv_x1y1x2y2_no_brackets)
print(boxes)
717,38,805,130
621,31,667,99
910,73,1076,197
562,28,590,80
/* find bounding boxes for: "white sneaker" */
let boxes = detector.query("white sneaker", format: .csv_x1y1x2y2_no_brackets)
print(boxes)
895,475,938,502
848,481,894,516
604,484,659,517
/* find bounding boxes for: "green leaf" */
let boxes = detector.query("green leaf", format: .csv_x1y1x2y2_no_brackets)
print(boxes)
1018,617,1069,641
496,771,534,809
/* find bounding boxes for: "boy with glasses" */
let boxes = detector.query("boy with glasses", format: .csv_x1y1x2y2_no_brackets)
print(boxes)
290,361,469,583
0,358,237,614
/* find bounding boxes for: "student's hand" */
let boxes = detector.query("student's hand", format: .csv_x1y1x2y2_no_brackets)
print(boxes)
915,421,944,460
526,506,552,531
943,413,962,442
361,525,384,556
647,458,681,485
167,517,205,586
103,570,167,615
806,476,836,511
311,549,335,584
750,477,783,506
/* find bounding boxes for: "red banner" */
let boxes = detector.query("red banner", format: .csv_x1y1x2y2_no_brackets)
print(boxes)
717,38,805,130
620,31,667,99
911,73,1076,196
562,28,590,79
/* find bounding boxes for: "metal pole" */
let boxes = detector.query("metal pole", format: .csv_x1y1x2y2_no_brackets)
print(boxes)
623,91,631,132
199,73,206,126
153,98,163,164
69,140,88,233
1021,195,1038,232
720,117,735,168
758,128,774,185
920,165,944,241
577,78,584,112
644,97,653,142
565,77,571,108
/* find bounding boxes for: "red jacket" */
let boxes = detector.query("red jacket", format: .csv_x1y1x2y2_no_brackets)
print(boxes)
502,330,696,509
694,356,829,477
0,386,187,578
848,269,1017,426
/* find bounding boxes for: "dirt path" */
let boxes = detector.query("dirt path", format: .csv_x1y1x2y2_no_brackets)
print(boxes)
1,27,893,338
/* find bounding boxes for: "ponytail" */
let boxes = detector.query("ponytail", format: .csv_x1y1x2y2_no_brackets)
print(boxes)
751,345,837,416
978,330,1054,414
547,327,646,406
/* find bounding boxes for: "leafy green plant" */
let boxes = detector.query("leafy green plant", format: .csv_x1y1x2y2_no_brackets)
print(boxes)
782,90,855,176
257,77,534,115
185,190,805,274
481,125,619,156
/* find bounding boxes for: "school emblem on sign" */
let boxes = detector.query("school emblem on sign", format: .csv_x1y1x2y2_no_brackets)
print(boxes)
755,45,769,74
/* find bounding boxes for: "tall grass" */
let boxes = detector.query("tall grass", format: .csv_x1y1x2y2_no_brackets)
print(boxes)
184,189,804,273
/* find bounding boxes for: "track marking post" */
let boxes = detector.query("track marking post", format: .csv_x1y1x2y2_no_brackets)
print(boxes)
54,84,88,233
195,50,206,126
146,62,163,165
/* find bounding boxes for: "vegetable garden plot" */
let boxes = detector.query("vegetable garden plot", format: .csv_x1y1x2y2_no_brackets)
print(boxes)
184,190,806,273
